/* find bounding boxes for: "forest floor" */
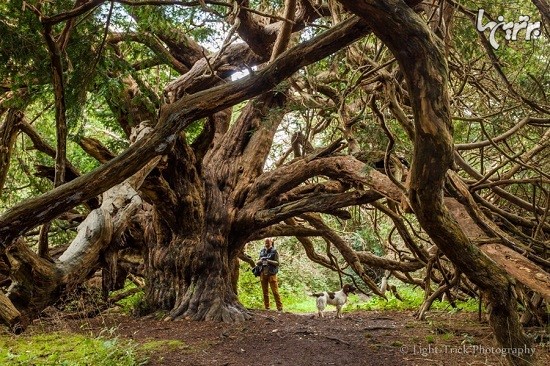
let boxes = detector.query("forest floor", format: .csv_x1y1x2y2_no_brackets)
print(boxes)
31,308,549,366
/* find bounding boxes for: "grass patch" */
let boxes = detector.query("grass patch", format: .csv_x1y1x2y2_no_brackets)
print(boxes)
350,285,480,312
0,331,146,366
141,339,188,352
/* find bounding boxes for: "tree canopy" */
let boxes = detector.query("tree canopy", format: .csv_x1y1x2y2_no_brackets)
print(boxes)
0,1,548,365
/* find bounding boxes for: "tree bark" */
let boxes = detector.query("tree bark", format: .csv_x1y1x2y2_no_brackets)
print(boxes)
0,290,23,334
0,109,23,195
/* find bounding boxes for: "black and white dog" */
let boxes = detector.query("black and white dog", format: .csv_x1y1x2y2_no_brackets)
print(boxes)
311,284,356,318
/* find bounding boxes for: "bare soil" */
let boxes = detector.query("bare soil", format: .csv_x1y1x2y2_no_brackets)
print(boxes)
32,309,549,366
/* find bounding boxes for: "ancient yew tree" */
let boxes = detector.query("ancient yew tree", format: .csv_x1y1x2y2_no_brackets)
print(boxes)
0,1,548,365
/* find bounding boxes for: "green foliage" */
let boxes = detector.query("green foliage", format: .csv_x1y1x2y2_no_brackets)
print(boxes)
237,263,265,309
109,281,147,316
352,226,385,255
0,1,49,91
127,4,220,45
351,284,480,313
0,331,146,366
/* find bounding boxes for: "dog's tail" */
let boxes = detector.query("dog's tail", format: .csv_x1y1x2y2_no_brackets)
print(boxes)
310,292,324,298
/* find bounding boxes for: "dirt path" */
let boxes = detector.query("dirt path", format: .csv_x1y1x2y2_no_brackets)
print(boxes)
39,310,549,365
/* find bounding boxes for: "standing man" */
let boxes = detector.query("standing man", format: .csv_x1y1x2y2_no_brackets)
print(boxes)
257,238,283,311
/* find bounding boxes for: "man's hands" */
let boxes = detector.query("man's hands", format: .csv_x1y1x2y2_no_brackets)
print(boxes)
257,257,267,266
257,257,278,266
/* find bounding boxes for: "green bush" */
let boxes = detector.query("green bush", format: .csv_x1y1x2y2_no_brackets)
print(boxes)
109,281,150,316
351,284,480,312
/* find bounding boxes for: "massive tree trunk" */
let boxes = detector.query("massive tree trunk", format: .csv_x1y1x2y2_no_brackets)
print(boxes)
142,138,206,312
144,89,287,321
142,80,394,321
140,131,251,321
338,1,532,365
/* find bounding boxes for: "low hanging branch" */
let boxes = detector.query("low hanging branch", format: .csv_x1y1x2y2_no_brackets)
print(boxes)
1,151,158,332
302,213,386,298
417,269,461,320
78,137,116,164
269,0,296,61
38,11,69,259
